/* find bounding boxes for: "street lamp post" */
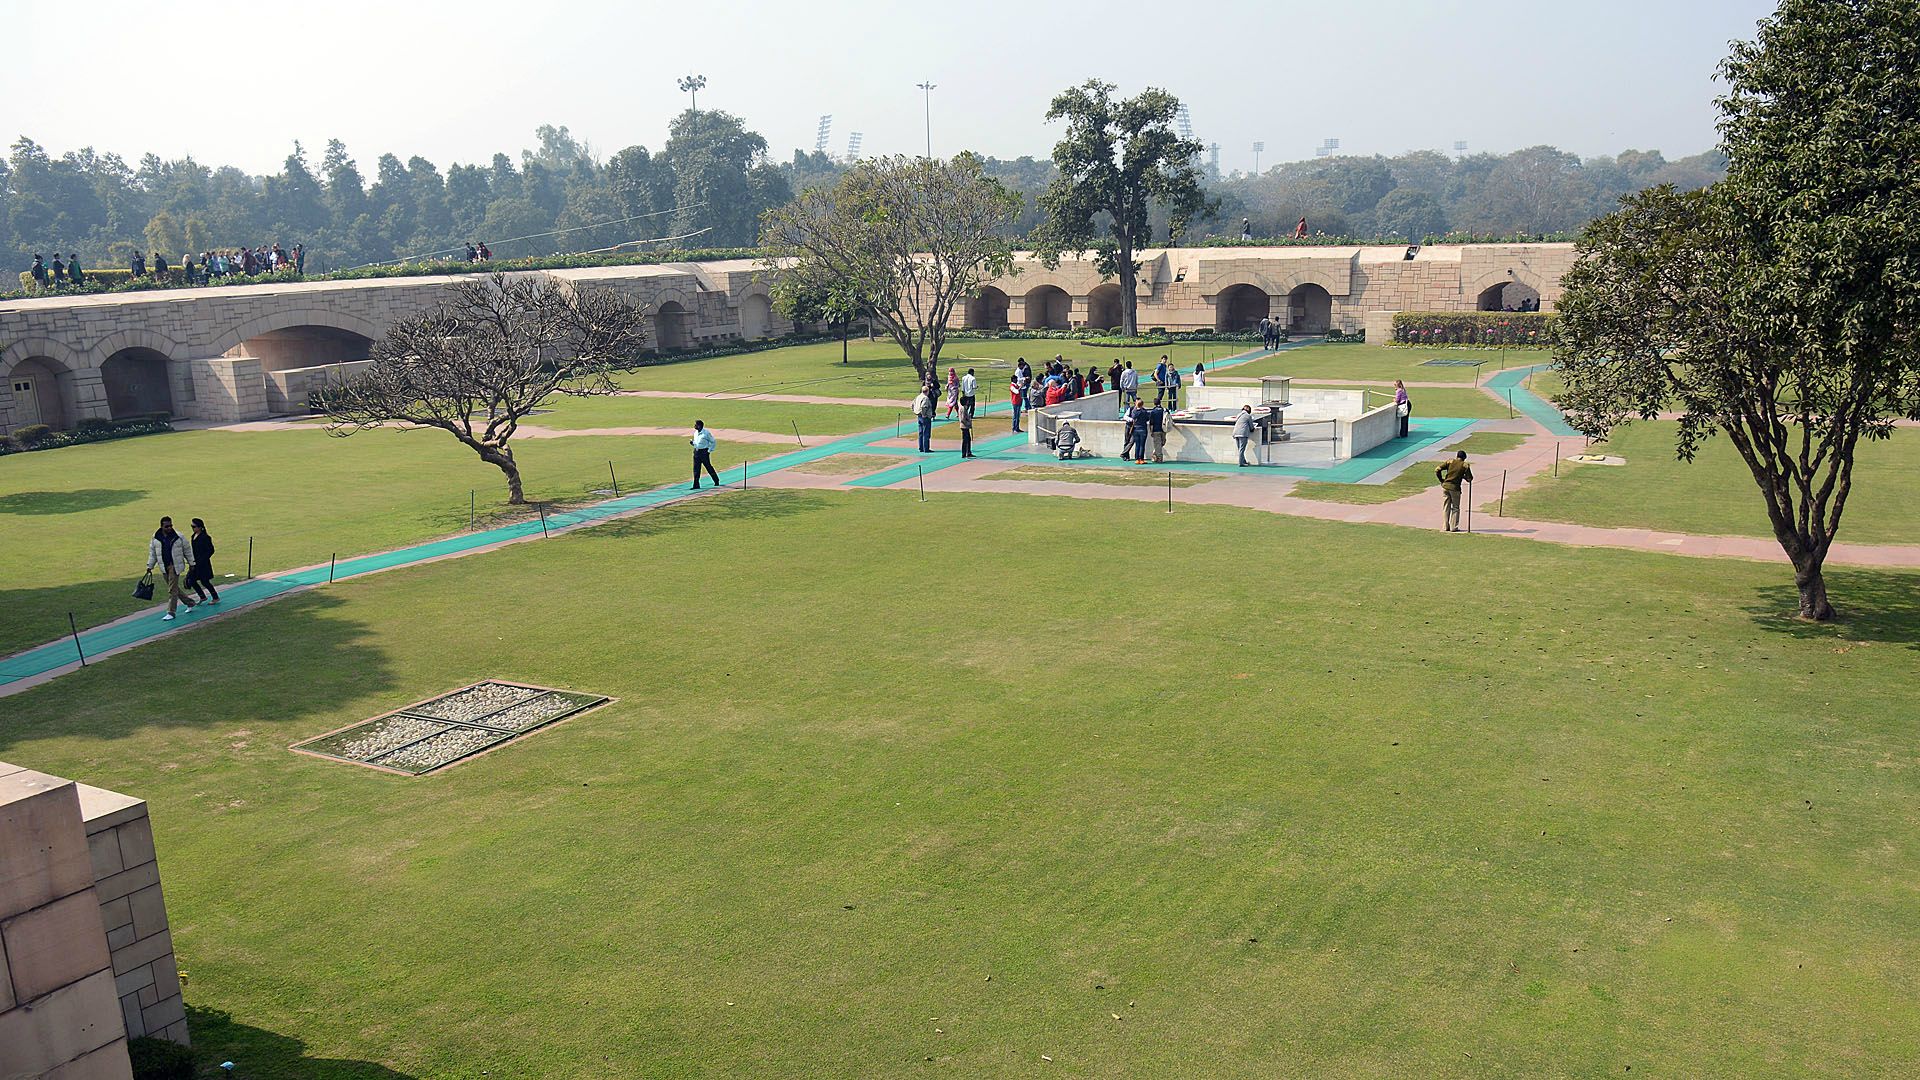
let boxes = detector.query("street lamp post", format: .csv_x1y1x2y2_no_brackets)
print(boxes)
678,74,707,112
916,81,937,159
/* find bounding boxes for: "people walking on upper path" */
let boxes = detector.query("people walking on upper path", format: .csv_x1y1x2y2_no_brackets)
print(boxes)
67,253,84,286
146,517,197,621
913,385,934,453
690,420,720,489
1394,380,1412,438
186,518,220,605
1436,450,1473,532
944,368,960,419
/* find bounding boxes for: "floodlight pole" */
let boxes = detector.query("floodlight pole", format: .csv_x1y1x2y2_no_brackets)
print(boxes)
917,81,937,159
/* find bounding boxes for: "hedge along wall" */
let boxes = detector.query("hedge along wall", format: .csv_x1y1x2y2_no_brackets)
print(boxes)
1390,311,1556,347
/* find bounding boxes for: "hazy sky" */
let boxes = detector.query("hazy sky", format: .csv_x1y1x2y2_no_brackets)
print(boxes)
8,0,1778,175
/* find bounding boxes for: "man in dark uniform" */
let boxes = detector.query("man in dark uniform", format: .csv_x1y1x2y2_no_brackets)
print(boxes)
1436,450,1473,532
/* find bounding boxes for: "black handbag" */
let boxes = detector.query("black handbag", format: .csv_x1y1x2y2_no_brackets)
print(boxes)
133,572,155,601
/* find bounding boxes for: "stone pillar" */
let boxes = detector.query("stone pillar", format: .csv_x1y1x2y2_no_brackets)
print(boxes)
77,784,188,1046
0,765,135,1080
70,372,112,423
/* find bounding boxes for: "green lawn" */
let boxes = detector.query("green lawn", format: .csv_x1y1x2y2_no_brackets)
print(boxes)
1289,433,1531,504
990,464,1219,487
1504,421,1920,545
619,339,1257,397
1226,344,1552,384
0,428,789,655
536,393,904,435
1,491,1915,1077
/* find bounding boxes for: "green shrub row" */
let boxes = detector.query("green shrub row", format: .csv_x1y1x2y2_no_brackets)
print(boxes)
1390,311,1555,346
1197,231,1575,248
2,414,173,455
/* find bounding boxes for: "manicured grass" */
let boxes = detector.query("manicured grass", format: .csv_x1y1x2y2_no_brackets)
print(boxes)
1504,421,1920,545
619,339,1256,398
928,415,1015,443
1290,432,1532,504
1,491,1915,1077
0,428,789,655
1226,343,1552,384
990,464,1219,487
534,393,903,435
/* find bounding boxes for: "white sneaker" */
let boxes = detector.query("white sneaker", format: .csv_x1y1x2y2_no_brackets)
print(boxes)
162,614,175,621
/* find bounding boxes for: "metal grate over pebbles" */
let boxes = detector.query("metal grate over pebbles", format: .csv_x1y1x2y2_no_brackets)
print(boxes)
291,681,612,775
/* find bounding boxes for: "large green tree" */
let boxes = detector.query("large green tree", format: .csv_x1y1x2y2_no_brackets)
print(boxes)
1553,0,1920,620
1032,81,1212,336
761,154,1018,383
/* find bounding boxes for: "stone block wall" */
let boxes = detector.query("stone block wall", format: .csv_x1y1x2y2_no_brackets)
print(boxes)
76,784,186,1047
266,360,371,416
0,765,135,1080
186,358,270,423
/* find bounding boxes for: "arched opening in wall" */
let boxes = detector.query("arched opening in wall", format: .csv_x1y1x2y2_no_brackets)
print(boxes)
655,302,689,351
966,286,1010,330
226,326,374,373
1214,284,1271,332
1086,283,1125,331
6,356,76,430
101,348,175,419
1023,285,1071,330
1287,284,1333,335
1476,280,1541,312
740,294,773,340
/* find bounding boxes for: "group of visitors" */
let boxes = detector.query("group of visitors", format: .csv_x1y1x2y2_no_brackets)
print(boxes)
1008,356,1110,435
26,253,86,290
913,366,984,456
1257,315,1286,350
1115,355,1195,417
183,243,305,281
1500,295,1541,312
462,242,493,262
142,516,221,620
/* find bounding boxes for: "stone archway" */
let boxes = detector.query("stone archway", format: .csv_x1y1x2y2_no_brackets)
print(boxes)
1023,285,1071,330
966,286,1010,330
100,347,175,419
1086,283,1125,331
655,302,689,351
1477,280,1540,312
740,293,773,340
5,356,77,430
1287,284,1333,335
1215,284,1272,332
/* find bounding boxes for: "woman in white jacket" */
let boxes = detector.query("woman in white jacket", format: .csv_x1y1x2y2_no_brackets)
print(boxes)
145,516,198,620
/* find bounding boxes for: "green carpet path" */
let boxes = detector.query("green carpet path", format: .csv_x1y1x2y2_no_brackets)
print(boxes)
3,337,1492,686
1486,364,1581,436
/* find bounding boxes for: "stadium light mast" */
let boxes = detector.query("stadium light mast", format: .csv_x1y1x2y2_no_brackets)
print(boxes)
677,74,707,112
815,115,834,156
1252,141,1265,175
916,81,937,158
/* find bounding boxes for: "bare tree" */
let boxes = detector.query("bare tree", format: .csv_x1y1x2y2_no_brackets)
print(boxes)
761,154,1018,385
320,273,648,504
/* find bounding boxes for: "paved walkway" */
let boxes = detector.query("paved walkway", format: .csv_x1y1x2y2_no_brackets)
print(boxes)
617,389,910,409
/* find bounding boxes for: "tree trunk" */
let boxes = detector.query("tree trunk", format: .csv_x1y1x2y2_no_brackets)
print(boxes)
477,443,526,505
1118,242,1138,337
1793,554,1835,621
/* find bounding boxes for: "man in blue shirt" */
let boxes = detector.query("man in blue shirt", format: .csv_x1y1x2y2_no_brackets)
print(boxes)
690,420,720,489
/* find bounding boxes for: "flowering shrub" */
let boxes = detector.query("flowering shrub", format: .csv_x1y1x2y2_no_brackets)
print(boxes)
1390,311,1556,347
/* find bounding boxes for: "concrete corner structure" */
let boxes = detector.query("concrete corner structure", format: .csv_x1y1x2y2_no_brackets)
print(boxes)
1,762,186,1080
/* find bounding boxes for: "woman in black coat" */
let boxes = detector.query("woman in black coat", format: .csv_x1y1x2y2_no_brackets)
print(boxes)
186,518,220,604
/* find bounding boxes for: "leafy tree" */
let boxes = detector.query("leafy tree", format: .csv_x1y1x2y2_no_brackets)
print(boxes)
142,210,184,258
320,274,649,503
1033,80,1212,335
1371,188,1447,243
1554,0,1920,621
665,110,775,245
762,154,1018,383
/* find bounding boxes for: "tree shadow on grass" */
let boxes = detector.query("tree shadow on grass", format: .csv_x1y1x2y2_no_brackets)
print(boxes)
185,1004,420,1079
0,589,400,750
584,487,831,543
0,488,146,514
1743,568,1920,649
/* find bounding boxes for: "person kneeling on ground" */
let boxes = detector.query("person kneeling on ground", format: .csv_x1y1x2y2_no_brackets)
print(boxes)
1055,421,1080,460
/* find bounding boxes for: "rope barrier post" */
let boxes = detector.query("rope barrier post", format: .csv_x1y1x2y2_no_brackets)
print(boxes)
742,458,748,490
537,503,550,538
470,490,476,529
1465,481,1473,533
1507,390,1514,419
68,613,86,667
1554,442,1560,477
246,536,253,579
609,460,620,497
328,553,337,583
1499,470,1507,516
792,420,805,447
1167,471,1174,514
918,464,926,503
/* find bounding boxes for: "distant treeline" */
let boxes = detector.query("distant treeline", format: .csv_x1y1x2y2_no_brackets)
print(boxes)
3,110,1724,277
